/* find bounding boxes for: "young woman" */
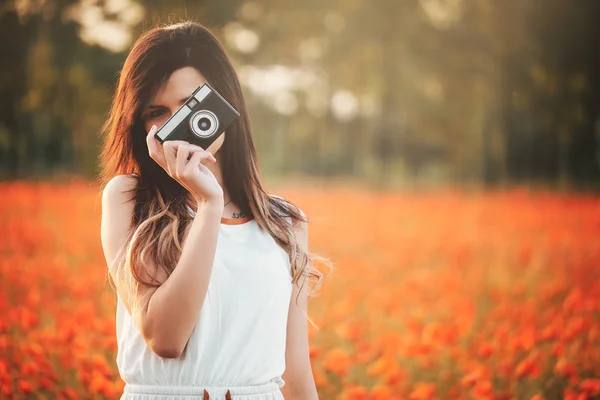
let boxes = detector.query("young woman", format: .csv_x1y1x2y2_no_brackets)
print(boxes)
99,21,331,400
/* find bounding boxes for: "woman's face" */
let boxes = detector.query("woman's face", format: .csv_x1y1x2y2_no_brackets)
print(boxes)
141,66,226,156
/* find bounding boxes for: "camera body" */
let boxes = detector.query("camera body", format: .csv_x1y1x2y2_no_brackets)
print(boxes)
154,83,240,149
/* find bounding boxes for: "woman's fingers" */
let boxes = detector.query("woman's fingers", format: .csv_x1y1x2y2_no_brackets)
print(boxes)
171,141,207,156
146,125,167,169
186,150,216,174
163,141,179,175
176,143,191,179
184,151,204,177
148,131,217,179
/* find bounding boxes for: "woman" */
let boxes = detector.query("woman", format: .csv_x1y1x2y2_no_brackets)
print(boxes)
98,21,331,400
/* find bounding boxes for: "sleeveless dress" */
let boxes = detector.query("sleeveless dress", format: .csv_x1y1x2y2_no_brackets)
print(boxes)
115,204,293,399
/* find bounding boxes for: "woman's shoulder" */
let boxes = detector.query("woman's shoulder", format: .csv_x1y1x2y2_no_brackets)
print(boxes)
102,174,139,203
104,174,138,191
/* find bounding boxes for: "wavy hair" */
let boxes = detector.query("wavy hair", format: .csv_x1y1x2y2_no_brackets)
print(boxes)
98,21,333,331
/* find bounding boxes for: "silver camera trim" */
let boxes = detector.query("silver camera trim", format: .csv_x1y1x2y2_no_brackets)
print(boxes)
189,110,219,138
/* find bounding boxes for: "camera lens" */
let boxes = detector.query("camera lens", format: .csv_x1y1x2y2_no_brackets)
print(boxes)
198,117,211,131
189,110,219,138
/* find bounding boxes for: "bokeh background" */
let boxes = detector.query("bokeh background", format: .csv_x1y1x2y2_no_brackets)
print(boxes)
1,0,599,399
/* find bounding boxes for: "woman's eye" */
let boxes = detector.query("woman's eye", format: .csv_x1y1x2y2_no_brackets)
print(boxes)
144,109,165,120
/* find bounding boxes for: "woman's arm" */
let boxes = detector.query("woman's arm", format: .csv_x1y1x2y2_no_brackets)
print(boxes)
281,211,320,400
101,174,222,358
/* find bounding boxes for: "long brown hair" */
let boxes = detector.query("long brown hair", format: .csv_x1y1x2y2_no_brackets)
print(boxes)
98,21,332,329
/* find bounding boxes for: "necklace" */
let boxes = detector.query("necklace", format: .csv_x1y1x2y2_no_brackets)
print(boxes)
188,197,246,219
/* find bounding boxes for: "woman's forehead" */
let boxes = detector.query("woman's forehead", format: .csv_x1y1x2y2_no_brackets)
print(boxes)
150,67,207,106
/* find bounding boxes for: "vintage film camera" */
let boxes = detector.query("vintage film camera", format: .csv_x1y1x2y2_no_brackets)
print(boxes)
154,83,240,150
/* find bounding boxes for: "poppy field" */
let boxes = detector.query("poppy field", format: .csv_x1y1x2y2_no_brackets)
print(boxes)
0,179,599,399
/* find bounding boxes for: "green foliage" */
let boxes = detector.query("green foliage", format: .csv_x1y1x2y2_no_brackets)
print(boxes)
0,0,598,187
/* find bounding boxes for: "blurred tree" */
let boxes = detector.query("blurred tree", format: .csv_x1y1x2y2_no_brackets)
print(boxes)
0,0,111,177
0,0,598,188
0,8,37,176
524,0,599,188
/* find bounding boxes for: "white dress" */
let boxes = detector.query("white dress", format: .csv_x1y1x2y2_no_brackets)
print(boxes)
115,204,293,399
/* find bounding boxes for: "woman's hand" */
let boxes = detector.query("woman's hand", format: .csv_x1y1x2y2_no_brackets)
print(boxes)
146,125,224,203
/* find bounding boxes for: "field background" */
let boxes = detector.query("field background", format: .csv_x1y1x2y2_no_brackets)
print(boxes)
1,179,599,399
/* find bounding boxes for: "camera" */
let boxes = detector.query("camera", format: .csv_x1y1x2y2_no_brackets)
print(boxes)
154,83,240,149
